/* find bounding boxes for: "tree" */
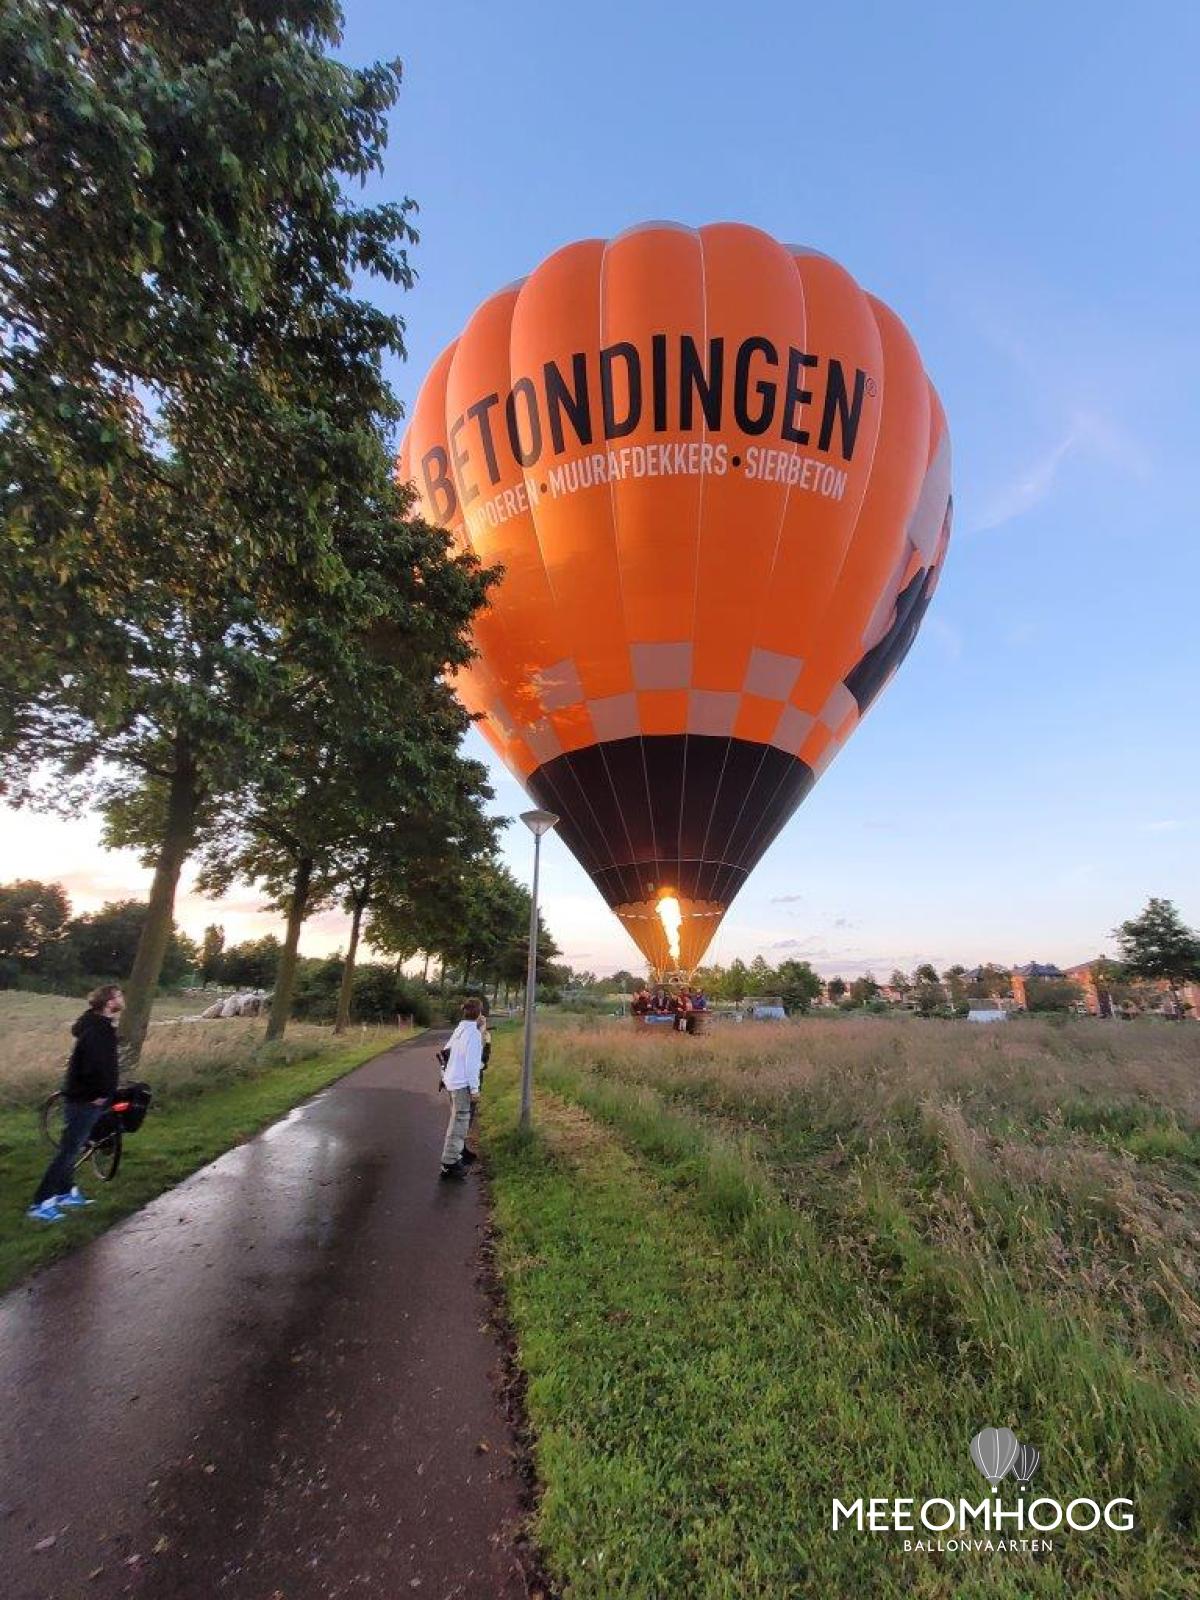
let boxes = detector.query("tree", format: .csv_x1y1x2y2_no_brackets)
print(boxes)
1,2,479,1065
218,936,281,991
197,669,495,1040
724,958,750,1002
965,964,1011,1000
330,792,498,1034
776,959,822,1014
200,925,225,985
826,976,847,1003
913,979,946,1016
849,973,879,1007
749,954,775,993
601,970,641,993
67,899,197,986
1024,977,1082,1014
942,964,967,1011
0,879,70,967
1113,898,1200,1016
889,969,912,999
914,963,939,985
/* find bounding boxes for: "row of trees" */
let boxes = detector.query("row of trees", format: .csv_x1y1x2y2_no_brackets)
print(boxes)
809,899,1200,1017
0,884,197,989
569,898,1200,1019
0,866,568,1030
2,3,505,1059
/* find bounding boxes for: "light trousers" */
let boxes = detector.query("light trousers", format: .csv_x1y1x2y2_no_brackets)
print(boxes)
441,1087,473,1167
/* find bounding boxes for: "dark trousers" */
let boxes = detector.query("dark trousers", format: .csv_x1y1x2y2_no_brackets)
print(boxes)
32,1100,104,1205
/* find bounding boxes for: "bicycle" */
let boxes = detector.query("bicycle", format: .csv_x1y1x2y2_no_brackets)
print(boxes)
38,1084,150,1183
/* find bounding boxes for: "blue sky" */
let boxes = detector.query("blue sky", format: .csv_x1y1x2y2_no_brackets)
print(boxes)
3,1,1197,978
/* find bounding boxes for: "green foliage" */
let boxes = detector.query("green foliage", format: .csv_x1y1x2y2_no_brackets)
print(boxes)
216,934,281,991
849,972,879,1006
1114,898,1200,1005
1,0,492,1061
66,898,198,985
0,879,70,967
368,856,559,1001
913,978,945,1015
774,959,822,1013
1024,976,1083,1013
290,955,431,1027
199,923,225,984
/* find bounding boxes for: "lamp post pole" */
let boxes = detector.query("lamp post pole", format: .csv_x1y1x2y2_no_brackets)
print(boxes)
519,809,558,1132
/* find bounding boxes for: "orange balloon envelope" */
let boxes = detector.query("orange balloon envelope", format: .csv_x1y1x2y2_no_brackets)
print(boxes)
400,222,951,974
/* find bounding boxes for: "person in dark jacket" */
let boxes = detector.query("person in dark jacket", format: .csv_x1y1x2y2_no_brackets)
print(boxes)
27,984,124,1223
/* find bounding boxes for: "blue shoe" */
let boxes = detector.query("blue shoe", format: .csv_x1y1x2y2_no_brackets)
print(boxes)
55,1187,94,1209
26,1200,65,1223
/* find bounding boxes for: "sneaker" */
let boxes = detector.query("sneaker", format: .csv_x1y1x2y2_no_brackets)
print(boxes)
459,1148,478,1166
439,1161,466,1181
26,1200,65,1223
55,1187,94,1209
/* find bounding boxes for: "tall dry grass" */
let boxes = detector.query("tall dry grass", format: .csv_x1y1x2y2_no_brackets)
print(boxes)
542,1014,1200,1392
0,991,384,1108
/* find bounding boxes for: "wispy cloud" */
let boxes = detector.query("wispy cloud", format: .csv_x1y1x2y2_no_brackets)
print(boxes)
970,424,1081,535
770,893,805,904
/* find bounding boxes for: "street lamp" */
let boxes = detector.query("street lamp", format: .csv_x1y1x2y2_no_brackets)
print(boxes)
519,808,558,1131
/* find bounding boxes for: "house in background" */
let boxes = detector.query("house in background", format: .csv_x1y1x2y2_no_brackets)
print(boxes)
1064,959,1200,1020
1008,962,1067,1011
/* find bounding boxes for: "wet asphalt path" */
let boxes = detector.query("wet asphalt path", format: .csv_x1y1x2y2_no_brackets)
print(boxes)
0,1033,528,1600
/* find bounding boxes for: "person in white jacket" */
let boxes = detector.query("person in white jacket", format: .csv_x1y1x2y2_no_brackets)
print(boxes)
439,998,483,1180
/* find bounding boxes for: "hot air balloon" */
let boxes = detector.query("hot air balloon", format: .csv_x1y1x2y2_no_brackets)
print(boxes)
970,1427,1020,1486
1013,1443,1040,1486
399,223,951,975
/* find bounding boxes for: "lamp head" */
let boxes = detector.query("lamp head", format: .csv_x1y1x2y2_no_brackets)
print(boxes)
520,809,559,838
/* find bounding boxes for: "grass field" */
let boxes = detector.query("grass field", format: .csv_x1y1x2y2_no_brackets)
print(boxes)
482,1015,1200,1598
0,990,411,1291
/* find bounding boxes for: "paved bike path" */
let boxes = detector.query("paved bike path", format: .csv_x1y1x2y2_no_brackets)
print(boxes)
0,1033,528,1600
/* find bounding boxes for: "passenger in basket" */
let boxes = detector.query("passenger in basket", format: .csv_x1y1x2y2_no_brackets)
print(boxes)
27,985,123,1223
672,989,691,1033
438,999,483,1181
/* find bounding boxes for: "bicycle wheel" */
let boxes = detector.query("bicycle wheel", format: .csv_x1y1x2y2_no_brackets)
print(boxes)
39,1091,64,1147
90,1126,122,1182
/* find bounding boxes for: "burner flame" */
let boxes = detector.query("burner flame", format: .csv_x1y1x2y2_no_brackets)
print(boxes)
656,894,682,965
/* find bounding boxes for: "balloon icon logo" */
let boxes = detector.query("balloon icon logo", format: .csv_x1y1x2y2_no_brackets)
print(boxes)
1013,1443,1040,1486
970,1427,1020,1486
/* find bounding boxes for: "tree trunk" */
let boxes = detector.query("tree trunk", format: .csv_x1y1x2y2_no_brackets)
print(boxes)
266,856,313,1042
120,741,200,1065
333,886,368,1035
422,951,431,985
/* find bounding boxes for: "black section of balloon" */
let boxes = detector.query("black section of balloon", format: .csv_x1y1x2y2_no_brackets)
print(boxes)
845,565,937,716
525,734,815,911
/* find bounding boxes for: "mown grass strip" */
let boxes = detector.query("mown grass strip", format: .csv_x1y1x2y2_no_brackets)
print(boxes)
482,1040,1200,1600
0,1031,412,1293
